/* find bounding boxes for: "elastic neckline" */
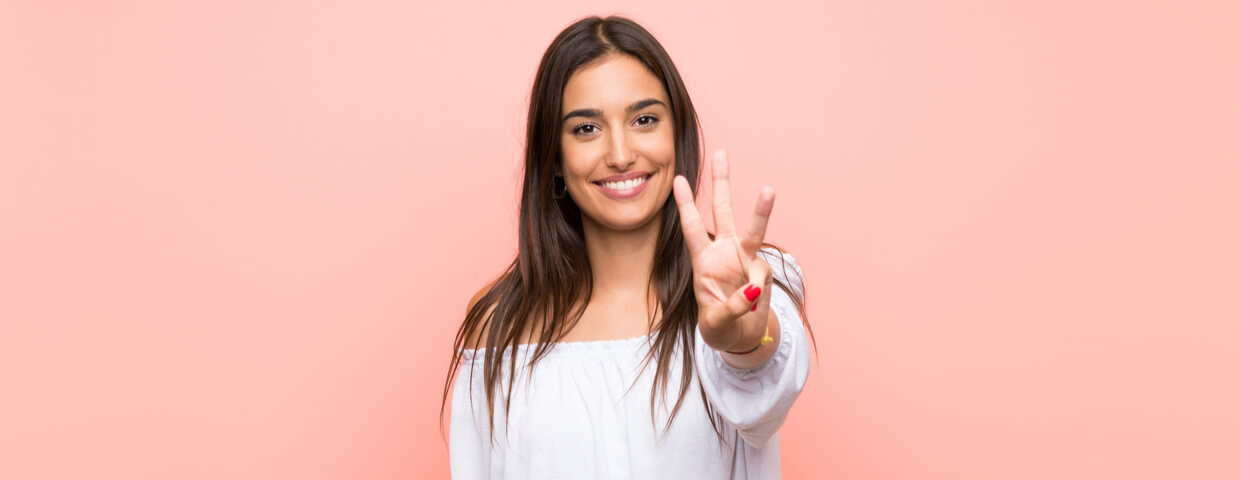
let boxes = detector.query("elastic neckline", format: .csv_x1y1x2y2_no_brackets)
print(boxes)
458,331,656,360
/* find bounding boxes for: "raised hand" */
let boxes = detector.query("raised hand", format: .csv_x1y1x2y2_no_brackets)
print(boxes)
672,149,776,353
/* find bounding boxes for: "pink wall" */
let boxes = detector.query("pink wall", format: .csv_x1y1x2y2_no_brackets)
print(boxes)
3,1,1237,478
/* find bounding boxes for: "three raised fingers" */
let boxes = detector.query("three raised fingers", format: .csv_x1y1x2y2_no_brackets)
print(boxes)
673,149,777,260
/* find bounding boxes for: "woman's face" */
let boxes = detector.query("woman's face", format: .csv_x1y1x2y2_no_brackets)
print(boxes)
559,53,676,232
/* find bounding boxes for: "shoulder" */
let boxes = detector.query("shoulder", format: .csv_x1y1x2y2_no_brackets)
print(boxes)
467,278,497,312
462,279,501,351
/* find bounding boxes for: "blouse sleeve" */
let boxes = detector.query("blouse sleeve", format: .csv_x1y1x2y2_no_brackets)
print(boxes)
693,247,812,449
449,353,493,479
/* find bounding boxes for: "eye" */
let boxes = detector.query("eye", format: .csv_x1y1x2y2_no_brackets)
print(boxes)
572,123,600,136
634,114,658,127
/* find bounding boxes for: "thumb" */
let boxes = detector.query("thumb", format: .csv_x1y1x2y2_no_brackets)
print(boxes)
724,282,763,320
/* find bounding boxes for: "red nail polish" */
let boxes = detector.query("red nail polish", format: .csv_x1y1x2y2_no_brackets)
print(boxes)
751,303,758,311
744,285,761,302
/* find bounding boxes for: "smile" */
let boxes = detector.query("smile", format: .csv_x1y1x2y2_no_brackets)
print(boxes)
593,173,653,199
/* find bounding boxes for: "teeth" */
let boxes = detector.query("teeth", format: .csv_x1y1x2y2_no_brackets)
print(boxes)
601,175,647,190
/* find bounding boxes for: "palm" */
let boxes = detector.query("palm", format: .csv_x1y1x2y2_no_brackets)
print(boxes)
693,238,749,305
672,149,776,352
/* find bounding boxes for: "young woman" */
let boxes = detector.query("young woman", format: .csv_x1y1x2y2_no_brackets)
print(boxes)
442,15,815,479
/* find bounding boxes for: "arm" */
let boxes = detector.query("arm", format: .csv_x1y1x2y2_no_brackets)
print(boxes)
449,283,499,478
670,150,811,448
449,356,494,478
694,248,810,449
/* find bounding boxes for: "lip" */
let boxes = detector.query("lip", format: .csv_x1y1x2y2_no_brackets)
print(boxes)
593,172,654,200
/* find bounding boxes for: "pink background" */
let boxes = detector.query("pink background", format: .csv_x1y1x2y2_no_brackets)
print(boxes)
2,1,1238,478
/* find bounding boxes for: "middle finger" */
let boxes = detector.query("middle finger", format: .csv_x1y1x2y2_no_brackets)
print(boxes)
711,149,737,238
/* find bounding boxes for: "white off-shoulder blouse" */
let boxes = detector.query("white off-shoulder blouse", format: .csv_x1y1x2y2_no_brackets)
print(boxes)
449,248,811,479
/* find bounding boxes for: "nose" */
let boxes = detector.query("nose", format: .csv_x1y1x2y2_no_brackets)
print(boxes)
604,129,635,170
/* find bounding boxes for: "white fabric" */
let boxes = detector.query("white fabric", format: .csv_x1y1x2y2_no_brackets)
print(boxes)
450,248,810,479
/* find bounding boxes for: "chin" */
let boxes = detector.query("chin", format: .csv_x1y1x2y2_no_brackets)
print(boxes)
592,206,665,231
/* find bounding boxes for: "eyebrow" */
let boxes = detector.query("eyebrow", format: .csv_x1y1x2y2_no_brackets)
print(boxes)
561,98,667,123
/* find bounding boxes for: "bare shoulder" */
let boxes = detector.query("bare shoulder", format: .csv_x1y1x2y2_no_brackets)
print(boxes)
462,278,500,350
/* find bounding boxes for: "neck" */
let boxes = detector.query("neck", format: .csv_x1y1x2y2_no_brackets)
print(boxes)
580,209,664,305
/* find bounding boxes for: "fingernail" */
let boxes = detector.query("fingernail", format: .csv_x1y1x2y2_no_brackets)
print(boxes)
744,284,761,302
751,303,758,311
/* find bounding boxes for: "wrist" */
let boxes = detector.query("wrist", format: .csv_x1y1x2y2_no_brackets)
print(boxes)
724,325,773,355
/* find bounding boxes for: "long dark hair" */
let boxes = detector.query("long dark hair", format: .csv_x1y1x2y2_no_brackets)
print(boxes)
440,15,815,445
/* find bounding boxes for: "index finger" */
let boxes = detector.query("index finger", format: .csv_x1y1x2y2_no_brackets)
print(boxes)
673,175,710,257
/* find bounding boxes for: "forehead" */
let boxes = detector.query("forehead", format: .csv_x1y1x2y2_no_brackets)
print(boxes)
561,54,668,110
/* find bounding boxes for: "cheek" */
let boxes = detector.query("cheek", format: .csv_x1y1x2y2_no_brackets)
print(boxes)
639,129,677,167
559,139,594,177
